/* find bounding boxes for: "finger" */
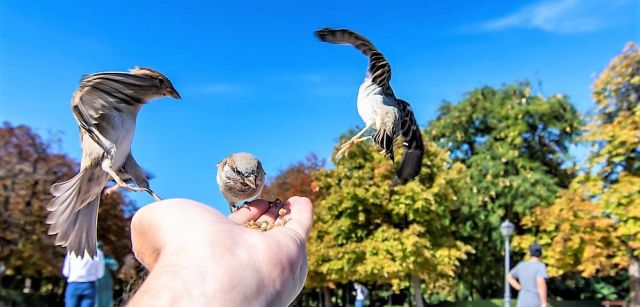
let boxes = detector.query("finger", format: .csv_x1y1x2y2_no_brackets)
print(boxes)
131,199,213,269
228,199,270,224
256,200,281,225
275,202,290,225
131,203,162,269
282,196,313,239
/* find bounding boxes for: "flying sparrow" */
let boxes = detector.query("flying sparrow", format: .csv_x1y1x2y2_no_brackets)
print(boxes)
46,67,181,257
217,152,266,213
315,28,424,184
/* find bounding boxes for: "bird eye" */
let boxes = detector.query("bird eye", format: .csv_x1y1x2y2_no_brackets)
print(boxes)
157,77,165,85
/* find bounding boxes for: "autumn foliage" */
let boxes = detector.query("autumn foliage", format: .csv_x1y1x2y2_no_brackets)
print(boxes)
261,153,324,203
1,43,638,305
0,123,136,298
514,43,640,303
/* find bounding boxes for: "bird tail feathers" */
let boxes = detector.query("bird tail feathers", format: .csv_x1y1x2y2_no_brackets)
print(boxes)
373,129,395,161
47,169,100,258
314,28,379,58
394,148,424,185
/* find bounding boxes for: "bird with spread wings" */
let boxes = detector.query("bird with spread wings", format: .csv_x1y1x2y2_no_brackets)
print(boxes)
46,67,181,257
315,28,424,184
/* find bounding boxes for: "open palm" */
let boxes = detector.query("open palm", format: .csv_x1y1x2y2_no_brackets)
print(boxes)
128,197,313,307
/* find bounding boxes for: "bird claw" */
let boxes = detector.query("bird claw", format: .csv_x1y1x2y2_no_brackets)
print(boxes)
141,188,162,201
104,183,157,199
335,136,370,160
268,198,282,208
123,185,144,193
239,202,252,211
335,141,355,160
104,185,120,196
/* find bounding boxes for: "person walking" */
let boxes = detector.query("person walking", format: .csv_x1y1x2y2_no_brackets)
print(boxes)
63,250,104,307
353,282,368,307
507,243,548,307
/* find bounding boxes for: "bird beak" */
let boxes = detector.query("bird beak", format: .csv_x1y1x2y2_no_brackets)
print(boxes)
243,177,256,189
168,87,181,100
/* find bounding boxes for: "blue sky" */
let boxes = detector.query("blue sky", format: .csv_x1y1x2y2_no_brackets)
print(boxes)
1,0,638,212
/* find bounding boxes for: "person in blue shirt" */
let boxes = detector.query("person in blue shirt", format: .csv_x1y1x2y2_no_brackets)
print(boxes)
507,243,549,307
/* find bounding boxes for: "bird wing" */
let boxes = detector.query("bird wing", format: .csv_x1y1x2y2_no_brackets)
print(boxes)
397,99,422,151
394,99,424,184
315,28,392,94
72,73,149,153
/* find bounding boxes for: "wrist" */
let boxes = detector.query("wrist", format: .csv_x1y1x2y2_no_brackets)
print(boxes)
159,248,269,305
131,247,274,306
129,253,219,306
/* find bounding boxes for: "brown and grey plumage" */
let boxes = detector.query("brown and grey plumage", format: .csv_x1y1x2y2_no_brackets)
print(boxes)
315,28,424,184
47,67,181,257
216,152,266,213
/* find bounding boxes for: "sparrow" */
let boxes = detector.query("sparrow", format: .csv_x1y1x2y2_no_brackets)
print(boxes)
216,152,266,213
46,67,181,258
315,28,424,184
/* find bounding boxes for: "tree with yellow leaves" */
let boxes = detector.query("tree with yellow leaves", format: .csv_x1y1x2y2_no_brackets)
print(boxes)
516,43,640,304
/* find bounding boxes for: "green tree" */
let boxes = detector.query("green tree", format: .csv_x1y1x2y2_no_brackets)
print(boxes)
307,132,472,305
427,82,582,298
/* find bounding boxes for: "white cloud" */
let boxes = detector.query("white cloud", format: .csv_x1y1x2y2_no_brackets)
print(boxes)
477,0,632,33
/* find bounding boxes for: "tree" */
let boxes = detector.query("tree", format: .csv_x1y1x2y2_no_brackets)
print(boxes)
516,43,640,304
307,131,472,305
0,123,136,300
261,153,324,202
427,82,582,298
585,46,640,294
513,187,628,300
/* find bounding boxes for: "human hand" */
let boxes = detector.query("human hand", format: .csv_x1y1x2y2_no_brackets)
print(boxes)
127,197,313,307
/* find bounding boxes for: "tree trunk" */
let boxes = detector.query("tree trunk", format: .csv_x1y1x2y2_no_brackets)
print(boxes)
322,286,333,307
411,275,425,307
631,250,640,307
343,283,349,306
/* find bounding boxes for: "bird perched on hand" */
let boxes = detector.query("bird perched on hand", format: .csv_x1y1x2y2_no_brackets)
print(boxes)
46,67,181,258
217,152,266,213
315,28,424,184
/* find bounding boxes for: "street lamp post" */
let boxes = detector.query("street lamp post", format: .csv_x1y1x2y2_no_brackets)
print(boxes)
500,220,515,307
